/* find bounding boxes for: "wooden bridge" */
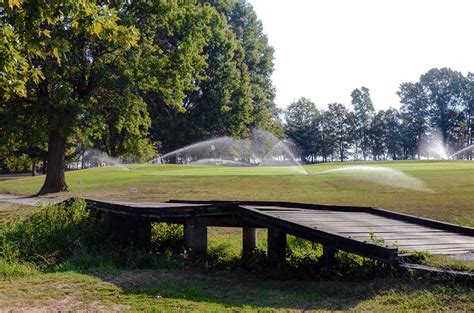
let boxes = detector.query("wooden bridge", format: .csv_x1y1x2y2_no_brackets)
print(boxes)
85,199,474,265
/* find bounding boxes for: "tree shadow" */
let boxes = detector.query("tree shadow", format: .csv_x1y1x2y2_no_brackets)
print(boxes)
88,266,470,311
91,268,379,310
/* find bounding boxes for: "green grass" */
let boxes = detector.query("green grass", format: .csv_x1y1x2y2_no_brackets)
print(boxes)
0,269,473,311
1,160,474,310
1,160,474,225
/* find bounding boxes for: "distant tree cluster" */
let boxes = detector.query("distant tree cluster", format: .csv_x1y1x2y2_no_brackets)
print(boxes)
285,68,474,162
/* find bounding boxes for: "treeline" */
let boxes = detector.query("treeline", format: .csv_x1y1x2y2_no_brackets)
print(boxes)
0,0,281,192
285,68,474,162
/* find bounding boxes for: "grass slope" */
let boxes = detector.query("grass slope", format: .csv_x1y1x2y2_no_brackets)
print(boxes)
1,160,474,225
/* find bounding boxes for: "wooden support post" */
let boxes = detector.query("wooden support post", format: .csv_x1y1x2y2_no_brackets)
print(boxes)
99,212,151,249
242,227,257,259
184,219,208,258
267,228,286,268
322,245,337,265
132,217,152,249
184,222,194,252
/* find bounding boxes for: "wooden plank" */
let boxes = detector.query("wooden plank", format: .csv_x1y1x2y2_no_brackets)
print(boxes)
267,221,436,230
363,207,474,236
255,210,374,216
338,229,445,234
408,248,474,253
271,212,400,217
348,233,473,240
381,241,474,248
86,199,238,219
255,210,377,216
291,220,424,227
264,214,458,227
269,216,409,223
237,206,399,262
272,213,404,219
404,246,474,251
202,201,474,236
256,208,305,212
397,243,474,249
321,227,447,233
384,238,474,245
171,200,373,213
420,250,472,255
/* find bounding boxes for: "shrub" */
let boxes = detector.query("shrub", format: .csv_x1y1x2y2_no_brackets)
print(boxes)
151,223,184,253
0,259,38,280
0,199,98,268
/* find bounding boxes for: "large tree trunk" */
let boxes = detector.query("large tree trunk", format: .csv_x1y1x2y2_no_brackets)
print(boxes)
38,130,69,195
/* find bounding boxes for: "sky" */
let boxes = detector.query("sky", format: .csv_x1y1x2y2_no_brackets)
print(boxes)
248,0,474,111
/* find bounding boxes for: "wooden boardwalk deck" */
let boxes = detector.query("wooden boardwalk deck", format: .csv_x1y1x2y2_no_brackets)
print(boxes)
85,199,474,264
241,205,474,256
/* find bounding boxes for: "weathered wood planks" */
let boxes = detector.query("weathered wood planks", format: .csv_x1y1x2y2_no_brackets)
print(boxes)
84,198,474,263
243,205,474,256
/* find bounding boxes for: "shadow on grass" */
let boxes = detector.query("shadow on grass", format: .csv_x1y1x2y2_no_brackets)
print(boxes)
88,266,473,311
93,268,385,310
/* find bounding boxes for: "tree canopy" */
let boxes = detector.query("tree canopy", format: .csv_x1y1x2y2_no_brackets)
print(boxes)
0,0,281,193
282,68,474,163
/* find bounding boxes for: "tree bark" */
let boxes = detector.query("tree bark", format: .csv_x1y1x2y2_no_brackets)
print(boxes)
339,142,344,162
38,130,69,195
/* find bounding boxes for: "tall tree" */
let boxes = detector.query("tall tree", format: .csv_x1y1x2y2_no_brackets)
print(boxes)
419,68,466,145
151,0,282,155
397,68,468,157
285,98,319,161
318,110,337,162
397,82,429,158
460,72,474,159
149,4,253,153
203,0,280,133
0,0,221,193
369,110,386,160
326,103,353,162
1,0,139,193
351,87,374,160
383,108,403,160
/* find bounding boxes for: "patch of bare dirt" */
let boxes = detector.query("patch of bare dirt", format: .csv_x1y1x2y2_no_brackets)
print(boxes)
0,296,129,312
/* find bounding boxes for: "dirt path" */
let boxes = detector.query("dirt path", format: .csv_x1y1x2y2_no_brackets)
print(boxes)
0,194,60,206
0,173,35,181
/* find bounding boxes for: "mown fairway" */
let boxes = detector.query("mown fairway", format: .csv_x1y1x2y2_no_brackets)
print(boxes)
1,160,474,226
